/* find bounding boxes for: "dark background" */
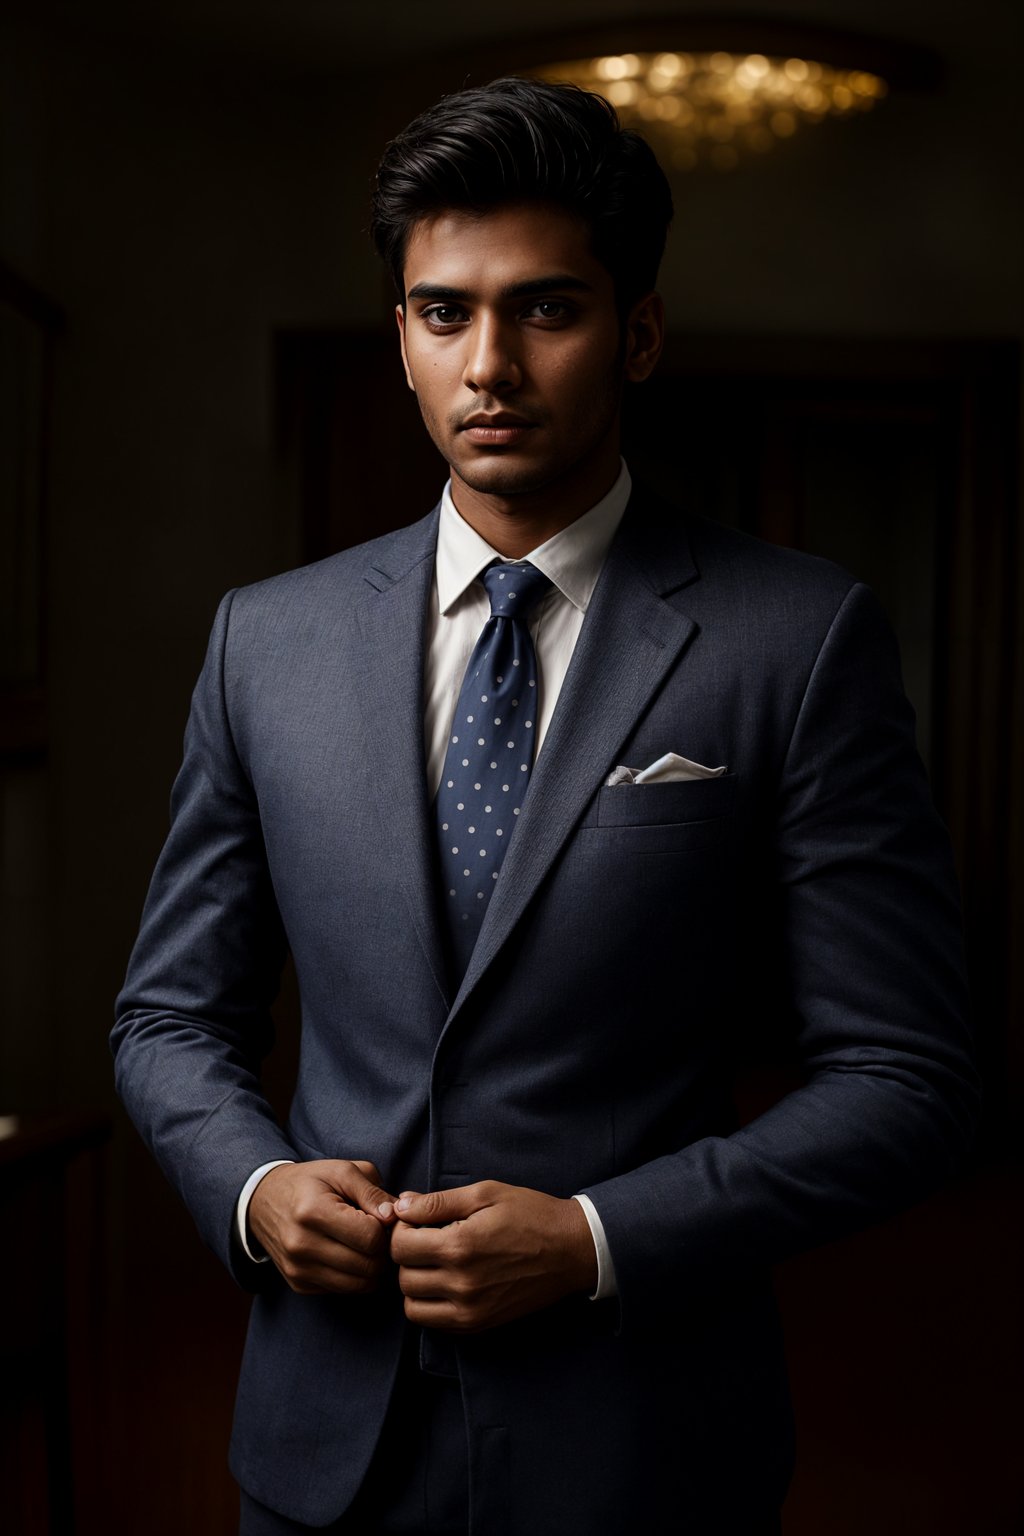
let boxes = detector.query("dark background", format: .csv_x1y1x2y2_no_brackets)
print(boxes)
1,1,1021,1532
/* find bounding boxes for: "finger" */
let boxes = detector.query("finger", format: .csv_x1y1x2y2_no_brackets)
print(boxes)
324,1160,399,1221
382,1188,421,1222
389,1221,448,1266
401,1296,479,1332
311,1203,392,1259
351,1161,398,1218
397,1264,458,1301
271,1214,385,1271
394,1182,494,1226
271,1227,389,1291
281,1257,387,1296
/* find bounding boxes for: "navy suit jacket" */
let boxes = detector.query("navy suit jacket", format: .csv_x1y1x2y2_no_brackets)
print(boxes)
113,487,978,1532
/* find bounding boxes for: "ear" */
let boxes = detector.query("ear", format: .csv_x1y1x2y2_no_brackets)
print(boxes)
395,304,416,393
623,291,665,384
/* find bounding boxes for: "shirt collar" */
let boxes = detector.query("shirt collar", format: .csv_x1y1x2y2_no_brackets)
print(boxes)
436,460,632,616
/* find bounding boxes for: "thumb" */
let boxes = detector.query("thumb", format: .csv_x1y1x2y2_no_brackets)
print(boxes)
393,1184,484,1225
328,1159,398,1221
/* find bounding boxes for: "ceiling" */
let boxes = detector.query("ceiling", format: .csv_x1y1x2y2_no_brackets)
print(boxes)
10,0,1023,80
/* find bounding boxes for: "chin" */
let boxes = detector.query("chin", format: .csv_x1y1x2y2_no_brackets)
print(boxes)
452,456,563,499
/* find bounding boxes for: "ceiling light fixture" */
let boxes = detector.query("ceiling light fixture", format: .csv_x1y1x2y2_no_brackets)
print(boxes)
531,50,888,169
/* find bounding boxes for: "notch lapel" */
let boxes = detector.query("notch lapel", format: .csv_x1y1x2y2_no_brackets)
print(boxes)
445,497,701,1023
352,508,451,1009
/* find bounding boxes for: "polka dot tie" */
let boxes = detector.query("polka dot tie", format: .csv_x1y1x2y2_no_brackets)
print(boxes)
436,560,552,976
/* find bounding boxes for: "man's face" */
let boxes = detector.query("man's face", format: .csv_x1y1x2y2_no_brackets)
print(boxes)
396,203,638,509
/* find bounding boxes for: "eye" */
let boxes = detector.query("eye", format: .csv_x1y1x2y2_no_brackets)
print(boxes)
422,304,466,328
526,300,569,321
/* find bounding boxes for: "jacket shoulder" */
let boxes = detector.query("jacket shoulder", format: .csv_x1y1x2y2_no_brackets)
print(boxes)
227,504,439,622
683,508,857,609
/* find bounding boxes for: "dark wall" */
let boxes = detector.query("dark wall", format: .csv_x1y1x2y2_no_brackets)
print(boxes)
1,4,1021,1532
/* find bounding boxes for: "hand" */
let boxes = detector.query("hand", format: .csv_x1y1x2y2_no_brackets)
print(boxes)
388,1180,598,1332
248,1159,398,1295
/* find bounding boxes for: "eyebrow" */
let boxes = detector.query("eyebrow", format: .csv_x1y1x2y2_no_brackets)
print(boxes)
405,274,593,303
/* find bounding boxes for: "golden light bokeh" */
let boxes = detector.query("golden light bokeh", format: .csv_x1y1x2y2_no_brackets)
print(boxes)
531,51,887,168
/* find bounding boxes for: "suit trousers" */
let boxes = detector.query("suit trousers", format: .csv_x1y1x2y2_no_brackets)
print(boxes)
238,1332,469,1535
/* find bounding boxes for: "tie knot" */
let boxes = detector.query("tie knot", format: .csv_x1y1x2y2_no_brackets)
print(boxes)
481,561,552,619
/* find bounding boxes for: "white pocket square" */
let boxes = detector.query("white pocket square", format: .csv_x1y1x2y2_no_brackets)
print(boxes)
606,752,727,786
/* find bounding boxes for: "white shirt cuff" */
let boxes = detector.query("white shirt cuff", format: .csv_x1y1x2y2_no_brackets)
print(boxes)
236,1160,295,1263
571,1192,619,1300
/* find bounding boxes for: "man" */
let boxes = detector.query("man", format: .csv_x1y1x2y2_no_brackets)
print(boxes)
113,78,978,1534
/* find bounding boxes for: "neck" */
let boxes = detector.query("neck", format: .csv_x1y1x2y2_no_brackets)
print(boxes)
449,447,622,560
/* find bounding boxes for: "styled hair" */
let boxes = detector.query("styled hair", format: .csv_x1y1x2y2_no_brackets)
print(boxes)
370,76,673,313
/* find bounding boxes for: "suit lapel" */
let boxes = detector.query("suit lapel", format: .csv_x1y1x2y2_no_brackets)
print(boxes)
446,493,701,1022
352,507,451,1009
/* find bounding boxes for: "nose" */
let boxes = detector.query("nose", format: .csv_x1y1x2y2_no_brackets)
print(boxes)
462,314,521,395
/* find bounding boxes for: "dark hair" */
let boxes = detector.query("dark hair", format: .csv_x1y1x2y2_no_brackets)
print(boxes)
370,76,673,313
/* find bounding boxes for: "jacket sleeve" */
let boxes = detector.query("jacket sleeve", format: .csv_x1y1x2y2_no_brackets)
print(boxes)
581,581,980,1323
112,590,299,1287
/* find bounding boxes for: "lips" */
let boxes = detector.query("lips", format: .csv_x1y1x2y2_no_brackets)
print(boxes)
458,412,538,447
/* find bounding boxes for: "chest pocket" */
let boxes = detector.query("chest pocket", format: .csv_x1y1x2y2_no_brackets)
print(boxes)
578,773,737,852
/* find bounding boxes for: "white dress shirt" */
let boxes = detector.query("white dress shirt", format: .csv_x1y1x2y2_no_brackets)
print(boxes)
425,464,630,793
238,463,633,1300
